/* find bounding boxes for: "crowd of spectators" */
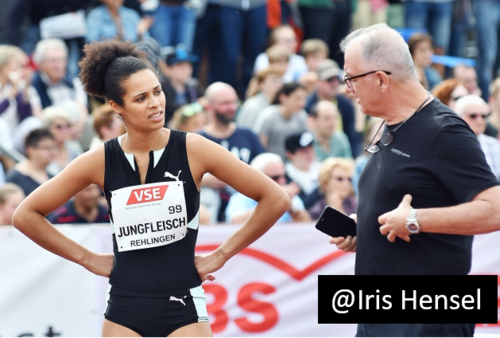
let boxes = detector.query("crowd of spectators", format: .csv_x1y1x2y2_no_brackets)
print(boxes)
1,0,500,226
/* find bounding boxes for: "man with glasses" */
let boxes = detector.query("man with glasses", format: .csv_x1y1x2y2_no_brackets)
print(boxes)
331,23,500,337
456,95,500,180
305,59,361,157
198,82,264,223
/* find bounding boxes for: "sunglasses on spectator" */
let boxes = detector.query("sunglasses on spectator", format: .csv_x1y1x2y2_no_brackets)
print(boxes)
269,174,286,182
181,102,203,117
452,95,464,101
332,176,352,183
35,145,58,151
467,113,490,119
54,123,71,130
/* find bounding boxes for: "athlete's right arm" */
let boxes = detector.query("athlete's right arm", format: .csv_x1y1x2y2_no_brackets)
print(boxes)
12,146,112,277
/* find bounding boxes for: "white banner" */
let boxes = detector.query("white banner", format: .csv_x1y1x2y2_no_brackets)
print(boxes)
0,225,498,337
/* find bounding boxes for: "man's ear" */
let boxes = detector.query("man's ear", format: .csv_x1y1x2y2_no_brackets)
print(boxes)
377,72,390,93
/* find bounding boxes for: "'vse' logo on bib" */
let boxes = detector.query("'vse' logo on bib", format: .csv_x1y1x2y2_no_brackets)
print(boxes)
127,186,169,205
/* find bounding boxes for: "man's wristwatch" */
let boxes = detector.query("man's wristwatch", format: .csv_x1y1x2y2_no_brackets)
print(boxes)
406,209,420,234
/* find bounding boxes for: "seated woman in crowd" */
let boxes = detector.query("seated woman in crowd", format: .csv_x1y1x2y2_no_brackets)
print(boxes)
169,102,207,133
42,106,83,176
308,158,357,220
239,67,283,130
408,33,442,90
253,25,308,83
6,128,56,197
86,0,154,43
255,82,308,160
0,183,24,226
432,78,469,112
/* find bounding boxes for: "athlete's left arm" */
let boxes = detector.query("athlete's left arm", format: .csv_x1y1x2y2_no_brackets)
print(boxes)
379,186,500,242
186,133,291,279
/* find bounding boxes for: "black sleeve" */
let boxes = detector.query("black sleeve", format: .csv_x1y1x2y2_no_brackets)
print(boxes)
431,123,500,203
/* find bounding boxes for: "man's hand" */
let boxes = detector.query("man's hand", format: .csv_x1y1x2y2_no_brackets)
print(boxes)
283,182,300,200
329,214,357,252
379,194,413,242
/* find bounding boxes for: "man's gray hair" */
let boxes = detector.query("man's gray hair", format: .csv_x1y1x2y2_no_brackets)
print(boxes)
455,95,488,116
340,23,414,79
250,153,283,173
33,38,68,65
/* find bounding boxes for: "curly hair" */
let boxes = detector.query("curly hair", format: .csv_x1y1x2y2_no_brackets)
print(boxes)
78,39,154,106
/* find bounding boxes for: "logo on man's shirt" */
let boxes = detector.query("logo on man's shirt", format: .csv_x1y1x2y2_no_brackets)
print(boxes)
391,148,411,158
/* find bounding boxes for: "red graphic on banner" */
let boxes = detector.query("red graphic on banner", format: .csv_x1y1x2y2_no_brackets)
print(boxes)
126,186,169,205
196,244,347,281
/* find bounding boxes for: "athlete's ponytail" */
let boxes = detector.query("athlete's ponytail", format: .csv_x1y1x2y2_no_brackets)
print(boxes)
79,39,154,106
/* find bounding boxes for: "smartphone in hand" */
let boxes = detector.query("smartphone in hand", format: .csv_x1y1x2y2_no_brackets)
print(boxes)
315,206,357,238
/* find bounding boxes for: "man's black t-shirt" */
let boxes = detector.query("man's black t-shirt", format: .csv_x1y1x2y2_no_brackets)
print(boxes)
356,99,499,275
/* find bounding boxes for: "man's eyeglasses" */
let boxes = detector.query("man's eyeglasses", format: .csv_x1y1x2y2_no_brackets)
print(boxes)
467,113,491,120
452,95,464,101
344,70,392,89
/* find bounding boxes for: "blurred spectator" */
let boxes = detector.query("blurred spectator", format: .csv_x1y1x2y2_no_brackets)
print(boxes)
193,0,268,93
432,78,469,111
42,106,83,176
352,0,388,30
226,152,310,223
169,102,206,132
148,0,196,51
199,82,264,223
6,0,90,78
285,131,321,204
415,66,429,89
486,78,500,138
298,0,351,68
254,25,308,83
6,128,55,197
308,157,357,219
305,59,361,157
0,183,24,226
86,0,153,43
255,82,308,160
473,0,500,101
265,45,291,79
239,67,284,129
162,45,203,125
310,100,352,161
48,184,110,224
89,104,126,149
32,39,88,114
295,39,329,93
0,45,43,152
352,116,384,196
408,33,442,90
456,95,500,180
453,64,482,97
404,0,453,55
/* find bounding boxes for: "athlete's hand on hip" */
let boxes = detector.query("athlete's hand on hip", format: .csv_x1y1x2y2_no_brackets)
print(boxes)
379,194,412,243
329,214,357,252
83,252,114,278
195,252,227,282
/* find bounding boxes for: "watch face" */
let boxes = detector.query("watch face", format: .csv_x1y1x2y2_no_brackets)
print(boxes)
407,223,419,233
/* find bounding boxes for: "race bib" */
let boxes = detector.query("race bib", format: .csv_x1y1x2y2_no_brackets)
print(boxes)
111,179,188,252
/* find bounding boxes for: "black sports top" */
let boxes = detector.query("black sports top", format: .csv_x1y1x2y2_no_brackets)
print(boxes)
104,129,202,296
